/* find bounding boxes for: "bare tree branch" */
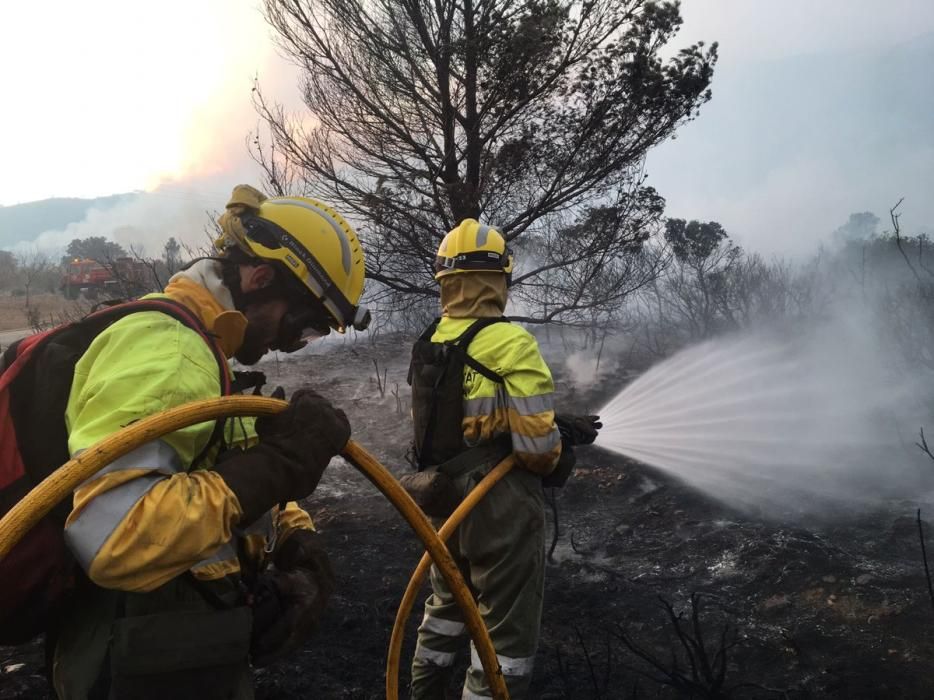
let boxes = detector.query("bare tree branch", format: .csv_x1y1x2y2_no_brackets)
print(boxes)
254,0,717,324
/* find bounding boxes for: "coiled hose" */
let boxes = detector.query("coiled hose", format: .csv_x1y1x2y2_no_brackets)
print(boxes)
0,396,509,700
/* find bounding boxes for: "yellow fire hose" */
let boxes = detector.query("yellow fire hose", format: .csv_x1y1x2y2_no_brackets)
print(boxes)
0,396,508,700
385,454,516,699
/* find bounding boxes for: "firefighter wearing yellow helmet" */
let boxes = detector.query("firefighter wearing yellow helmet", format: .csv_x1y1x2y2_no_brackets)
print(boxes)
407,218,601,699
215,184,370,335
51,185,365,697
433,218,514,280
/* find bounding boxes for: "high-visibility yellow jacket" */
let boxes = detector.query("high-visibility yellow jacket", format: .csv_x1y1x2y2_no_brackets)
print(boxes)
434,272,561,475
63,261,313,593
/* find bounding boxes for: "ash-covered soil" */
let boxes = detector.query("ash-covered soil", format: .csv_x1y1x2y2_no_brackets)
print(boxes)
4,332,934,698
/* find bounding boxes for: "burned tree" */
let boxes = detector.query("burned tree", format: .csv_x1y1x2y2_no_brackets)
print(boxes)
0,251,19,292
611,594,782,699
13,249,58,331
254,0,717,321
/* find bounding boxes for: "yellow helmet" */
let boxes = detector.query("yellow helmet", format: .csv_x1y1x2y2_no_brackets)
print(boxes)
434,219,513,280
216,185,369,332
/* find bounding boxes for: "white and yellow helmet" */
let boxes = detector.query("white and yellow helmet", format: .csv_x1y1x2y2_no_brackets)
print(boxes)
434,218,513,281
217,185,369,332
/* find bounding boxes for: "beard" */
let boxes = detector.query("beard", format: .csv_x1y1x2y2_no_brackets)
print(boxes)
235,322,269,365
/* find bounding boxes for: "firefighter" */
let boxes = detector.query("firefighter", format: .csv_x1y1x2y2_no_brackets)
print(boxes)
408,219,600,699
52,185,370,699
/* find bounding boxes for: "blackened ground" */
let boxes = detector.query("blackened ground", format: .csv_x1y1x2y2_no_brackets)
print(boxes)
4,333,934,698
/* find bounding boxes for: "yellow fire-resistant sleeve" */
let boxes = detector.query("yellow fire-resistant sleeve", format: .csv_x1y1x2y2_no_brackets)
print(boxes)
278,501,316,536
73,470,243,591
235,502,315,568
495,330,561,474
63,311,245,591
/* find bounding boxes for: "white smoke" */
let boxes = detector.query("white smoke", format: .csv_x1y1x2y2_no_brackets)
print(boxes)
10,177,257,260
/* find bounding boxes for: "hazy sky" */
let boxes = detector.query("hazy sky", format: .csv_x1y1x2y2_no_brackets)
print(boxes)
0,1,290,206
651,0,934,255
2,1,933,255
676,0,934,61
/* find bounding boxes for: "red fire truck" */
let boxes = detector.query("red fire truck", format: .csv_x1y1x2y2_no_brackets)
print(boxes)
60,258,148,299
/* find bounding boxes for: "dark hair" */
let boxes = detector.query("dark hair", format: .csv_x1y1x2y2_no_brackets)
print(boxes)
220,247,332,326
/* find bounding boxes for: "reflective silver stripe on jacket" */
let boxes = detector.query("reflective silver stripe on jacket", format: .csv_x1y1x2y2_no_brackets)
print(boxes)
78,439,183,485
464,396,499,417
470,643,536,677
511,429,560,455
420,612,467,637
193,541,237,569
507,393,553,415
465,393,553,418
464,394,555,417
413,644,456,667
65,474,165,571
65,440,184,570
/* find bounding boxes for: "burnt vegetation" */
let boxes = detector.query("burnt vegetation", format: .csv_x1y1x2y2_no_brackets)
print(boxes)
5,2,934,699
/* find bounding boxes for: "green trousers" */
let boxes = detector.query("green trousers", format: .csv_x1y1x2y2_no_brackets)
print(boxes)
410,467,545,699
52,575,253,700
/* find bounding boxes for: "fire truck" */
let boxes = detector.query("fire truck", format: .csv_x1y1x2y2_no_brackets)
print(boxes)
60,258,149,300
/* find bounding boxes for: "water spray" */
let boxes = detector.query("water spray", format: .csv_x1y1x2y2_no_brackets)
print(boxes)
594,325,934,517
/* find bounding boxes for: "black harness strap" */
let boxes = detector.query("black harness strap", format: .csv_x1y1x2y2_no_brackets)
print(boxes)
445,317,509,379
418,317,509,470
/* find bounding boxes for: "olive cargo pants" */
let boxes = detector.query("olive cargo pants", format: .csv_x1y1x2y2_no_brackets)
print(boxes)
410,467,545,699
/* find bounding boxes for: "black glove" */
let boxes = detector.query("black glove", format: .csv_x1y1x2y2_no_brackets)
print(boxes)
542,438,577,488
249,567,330,667
250,530,335,667
274,529,335,586
555,414,602,446
215,389,350,526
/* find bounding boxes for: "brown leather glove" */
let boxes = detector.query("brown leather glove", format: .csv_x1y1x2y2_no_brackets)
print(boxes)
215,389,350,526
251,530,335,667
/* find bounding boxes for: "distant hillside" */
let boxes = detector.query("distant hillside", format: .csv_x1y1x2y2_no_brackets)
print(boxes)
0,193,136,250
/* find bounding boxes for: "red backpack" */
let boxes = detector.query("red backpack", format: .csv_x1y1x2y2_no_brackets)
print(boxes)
0,299,231,644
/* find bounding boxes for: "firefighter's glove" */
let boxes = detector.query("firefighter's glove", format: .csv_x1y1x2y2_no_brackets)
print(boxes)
251,529,335,667
215,389,350,526
274,529,336,591
542,438,577,488
555,414,602,446
250,564,332,667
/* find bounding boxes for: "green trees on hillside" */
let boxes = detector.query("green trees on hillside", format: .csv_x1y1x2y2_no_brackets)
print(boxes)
62,236,127,264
